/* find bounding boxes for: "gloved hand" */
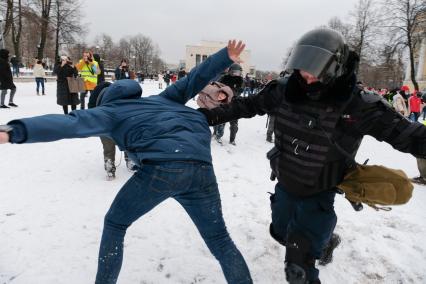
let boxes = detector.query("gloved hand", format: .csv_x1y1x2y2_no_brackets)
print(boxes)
197,108,213,122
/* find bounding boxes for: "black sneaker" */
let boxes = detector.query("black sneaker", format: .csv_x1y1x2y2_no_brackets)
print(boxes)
230,141,236,146
0,105,10,109
410,176,426,185
8,103,18,107
318,233,341,266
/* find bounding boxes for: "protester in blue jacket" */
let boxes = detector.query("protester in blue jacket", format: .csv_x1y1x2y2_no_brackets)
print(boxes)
0,40,251,284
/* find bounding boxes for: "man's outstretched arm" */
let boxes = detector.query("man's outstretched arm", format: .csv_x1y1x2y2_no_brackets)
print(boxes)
0,107,116,144
199,79,286,126
160,40,245,104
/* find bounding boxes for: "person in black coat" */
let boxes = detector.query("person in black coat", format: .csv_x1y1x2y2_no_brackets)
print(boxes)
53,56,80,114
0,49,17,108
93,54,105,84
178,68,186,80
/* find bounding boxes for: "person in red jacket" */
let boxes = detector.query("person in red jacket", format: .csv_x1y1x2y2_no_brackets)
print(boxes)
409,92,422,121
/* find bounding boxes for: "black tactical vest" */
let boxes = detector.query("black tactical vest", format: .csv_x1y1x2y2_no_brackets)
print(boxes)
271,81,362,197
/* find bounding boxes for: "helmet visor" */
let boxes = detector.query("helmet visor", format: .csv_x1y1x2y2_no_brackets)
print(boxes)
285,45,337,84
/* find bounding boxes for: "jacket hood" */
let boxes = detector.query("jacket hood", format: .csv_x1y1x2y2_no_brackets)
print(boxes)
0,49,9,60
99,79,142,105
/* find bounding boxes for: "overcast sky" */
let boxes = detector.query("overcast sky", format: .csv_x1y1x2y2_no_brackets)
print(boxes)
82,0,360,71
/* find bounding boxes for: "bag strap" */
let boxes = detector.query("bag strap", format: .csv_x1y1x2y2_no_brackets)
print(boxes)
86,63,94,75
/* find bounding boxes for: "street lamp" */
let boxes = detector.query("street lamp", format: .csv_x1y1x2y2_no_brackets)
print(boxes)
132,55,136,71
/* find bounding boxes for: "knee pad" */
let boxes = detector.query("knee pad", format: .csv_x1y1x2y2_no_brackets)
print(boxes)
285,232,316,283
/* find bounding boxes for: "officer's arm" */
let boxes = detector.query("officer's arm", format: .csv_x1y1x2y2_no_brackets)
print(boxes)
4,107,116,144
199,80,285,126
353,96,426,158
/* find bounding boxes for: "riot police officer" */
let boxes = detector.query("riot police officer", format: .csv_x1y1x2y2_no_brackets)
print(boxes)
199,28,426,283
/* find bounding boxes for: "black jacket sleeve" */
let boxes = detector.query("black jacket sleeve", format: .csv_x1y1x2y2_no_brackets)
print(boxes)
351,96,426,158
199,79,286,126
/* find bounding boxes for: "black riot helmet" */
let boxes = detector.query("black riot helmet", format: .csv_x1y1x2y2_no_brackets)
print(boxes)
285,28,349,87
228,63,243,77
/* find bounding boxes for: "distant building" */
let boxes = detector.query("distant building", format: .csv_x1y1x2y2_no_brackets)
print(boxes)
185,40,254,76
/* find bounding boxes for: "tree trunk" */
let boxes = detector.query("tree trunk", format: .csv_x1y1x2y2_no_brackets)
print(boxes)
37,0,52,59
54,0,60,61
3,0,14,37
11,0,22,62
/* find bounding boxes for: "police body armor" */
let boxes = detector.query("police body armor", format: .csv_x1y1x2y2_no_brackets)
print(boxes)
270,79,363,197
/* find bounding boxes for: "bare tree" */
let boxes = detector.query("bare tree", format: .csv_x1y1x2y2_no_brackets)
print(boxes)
11,0,23,61
130,34,155,73
327,16,354,45
2,0,14,38
349,0,380,61
382,0,426,91
51,0,83,61
32,0,53,59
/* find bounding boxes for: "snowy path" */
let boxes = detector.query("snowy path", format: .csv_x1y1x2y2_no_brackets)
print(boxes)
0,81,425,283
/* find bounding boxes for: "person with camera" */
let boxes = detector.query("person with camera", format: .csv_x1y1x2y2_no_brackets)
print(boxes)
114,59,131,81
75,51,100,110
53,55,80,114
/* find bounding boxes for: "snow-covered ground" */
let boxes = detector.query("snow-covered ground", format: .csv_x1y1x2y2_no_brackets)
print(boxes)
0,81,425,284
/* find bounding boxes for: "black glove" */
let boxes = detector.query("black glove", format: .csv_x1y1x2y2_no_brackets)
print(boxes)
197,108,214,124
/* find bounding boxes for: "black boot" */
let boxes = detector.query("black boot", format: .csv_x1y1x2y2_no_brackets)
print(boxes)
318,233,341,266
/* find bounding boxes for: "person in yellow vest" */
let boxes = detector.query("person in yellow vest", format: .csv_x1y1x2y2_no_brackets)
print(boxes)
75,51,100,109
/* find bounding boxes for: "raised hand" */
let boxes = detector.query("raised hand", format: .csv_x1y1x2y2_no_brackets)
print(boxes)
227,40,246,63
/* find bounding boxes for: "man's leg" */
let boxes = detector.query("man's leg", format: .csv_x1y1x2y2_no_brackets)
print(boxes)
229,120,239,144
412,158,426,184
214,124,225,144
96,166,170,284
8,88,17,106
0,90,7,107
285,189,337,283
36,78,40,94
80,91,87,110
41,78,45,94
175,164,252,283
100,137,116,178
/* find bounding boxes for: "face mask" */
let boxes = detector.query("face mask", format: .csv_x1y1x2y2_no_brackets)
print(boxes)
294,71,326,100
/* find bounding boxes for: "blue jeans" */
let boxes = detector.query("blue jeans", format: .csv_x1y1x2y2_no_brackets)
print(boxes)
95,161,252,284
270,183,337,281
35,78,45,94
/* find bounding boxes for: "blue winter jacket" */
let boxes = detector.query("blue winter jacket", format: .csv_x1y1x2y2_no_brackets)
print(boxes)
8,48,233,165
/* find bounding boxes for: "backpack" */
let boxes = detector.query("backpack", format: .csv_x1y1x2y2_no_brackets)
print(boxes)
196,81,234,109
337,164,414,210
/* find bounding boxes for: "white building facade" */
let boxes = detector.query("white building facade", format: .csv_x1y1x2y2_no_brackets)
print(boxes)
185,40,254,75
